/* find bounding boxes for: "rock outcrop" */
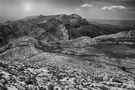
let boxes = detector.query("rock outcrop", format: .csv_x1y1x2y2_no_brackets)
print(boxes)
0,37,42,61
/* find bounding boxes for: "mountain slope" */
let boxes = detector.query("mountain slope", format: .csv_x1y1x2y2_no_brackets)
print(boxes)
0,35,135,90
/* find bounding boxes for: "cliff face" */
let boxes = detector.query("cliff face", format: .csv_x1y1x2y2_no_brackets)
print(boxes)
0,14,135,90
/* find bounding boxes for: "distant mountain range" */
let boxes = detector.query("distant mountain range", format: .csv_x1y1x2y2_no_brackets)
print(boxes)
0,16,15,24
0,16,8,23
87,18,135,29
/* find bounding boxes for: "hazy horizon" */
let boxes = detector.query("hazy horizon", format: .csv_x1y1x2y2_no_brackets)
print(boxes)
0,0,135,20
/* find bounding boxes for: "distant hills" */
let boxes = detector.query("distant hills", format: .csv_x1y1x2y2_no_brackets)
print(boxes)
0,16,8,23
87,18,135,30
0,16,15,24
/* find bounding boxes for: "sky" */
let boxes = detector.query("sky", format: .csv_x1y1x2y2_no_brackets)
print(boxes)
0,0,135,20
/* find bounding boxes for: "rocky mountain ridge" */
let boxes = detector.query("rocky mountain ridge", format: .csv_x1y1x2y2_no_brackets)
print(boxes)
0,14,109,47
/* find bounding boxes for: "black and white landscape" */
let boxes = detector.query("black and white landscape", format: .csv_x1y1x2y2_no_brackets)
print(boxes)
0,0,135,90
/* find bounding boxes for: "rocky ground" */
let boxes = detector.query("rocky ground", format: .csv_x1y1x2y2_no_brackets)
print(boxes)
0,57,135,90
0,36,134,90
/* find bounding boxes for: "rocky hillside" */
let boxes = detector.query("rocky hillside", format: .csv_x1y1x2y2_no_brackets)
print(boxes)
0,14,135,90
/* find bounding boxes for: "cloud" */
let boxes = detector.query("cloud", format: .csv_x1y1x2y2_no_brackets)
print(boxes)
81,4,93,8
75,9,80,11
102,5,126,11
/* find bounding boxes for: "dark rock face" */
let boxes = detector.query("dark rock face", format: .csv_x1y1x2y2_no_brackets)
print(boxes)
0,14,135,90
36,18,69,42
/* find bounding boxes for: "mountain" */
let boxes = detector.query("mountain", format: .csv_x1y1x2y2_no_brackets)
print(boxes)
0,14,135,90
0,14,107,47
